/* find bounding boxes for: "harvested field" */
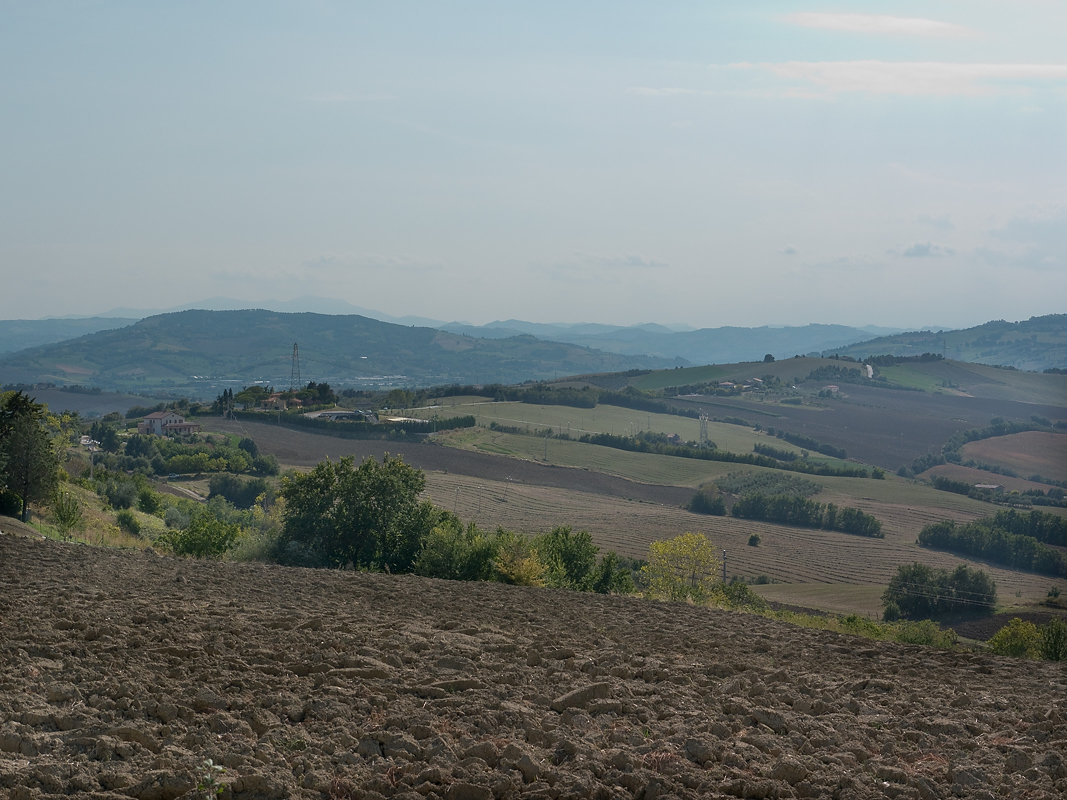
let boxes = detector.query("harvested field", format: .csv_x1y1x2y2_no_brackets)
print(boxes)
923,464,1059,495
2,529,1066,800
671,386,1067,470
961,431,1067,484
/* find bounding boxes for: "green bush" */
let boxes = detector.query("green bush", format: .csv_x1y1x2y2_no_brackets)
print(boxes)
492,531,545,586
711,581,769,611
51,491,84,540
840,614,884,638
159,511,241,559
414,518,499,582
988,618,1041,658
115,509,141,537
590,551,635,595
892,619,957,648
536,526,598,591
1040,616,1067,661
103,479,138,510
164,505,190,529
747,534,760,547
138,486,162,514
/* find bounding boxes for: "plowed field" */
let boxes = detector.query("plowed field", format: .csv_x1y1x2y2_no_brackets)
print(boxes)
2,530,1065,799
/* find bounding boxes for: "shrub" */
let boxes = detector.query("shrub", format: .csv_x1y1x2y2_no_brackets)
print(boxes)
840,614,884,639
164,505,190,529
536,526,598,590
492,531,545,586
711,581,769,611
160,511,241,559
591,551,635,595
747,534,761,547
988,618,1041,658
138,486,162,514
1039,617,1067,661
892,619,957,648
642,532,721,603
414,519,499,582
103,479,138,510
278,455,439,572
115,509,141,537
51,491,84,540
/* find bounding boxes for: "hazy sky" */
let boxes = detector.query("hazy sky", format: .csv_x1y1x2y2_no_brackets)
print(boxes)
2,1,1064,329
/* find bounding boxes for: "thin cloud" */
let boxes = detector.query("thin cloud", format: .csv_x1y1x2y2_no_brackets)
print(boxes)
626,87,704,97
583,253,668,270
917,214,954,231
721,61,1067,96
897,243,955,258
783,13,976,39
306,92,394,104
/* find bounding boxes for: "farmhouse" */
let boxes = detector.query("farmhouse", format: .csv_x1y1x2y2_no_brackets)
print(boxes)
137,411,201,436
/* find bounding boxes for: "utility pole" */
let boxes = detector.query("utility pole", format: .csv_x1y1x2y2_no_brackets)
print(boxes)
722,550,727,584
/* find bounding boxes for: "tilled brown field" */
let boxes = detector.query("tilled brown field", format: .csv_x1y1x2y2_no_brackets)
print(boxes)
2,531,1066,799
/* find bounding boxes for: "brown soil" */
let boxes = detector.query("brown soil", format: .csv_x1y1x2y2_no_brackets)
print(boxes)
2,529,1065,799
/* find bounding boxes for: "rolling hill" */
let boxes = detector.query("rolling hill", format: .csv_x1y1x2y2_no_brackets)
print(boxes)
0,310,679,396
822,314,1067,371
0,317,137,355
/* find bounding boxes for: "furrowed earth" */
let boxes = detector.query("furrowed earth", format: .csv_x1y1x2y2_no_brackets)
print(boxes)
2,530,1065,800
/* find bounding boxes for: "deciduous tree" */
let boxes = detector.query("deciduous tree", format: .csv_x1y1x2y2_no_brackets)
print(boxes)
279,455,440,571
642,532,721,602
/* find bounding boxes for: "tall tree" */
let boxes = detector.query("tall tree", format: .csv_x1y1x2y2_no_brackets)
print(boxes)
0,393,60,522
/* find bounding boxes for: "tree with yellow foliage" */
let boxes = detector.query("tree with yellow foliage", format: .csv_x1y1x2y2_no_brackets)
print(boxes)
642,532,721,602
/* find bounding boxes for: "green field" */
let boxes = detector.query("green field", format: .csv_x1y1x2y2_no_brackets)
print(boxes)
410,400,810,457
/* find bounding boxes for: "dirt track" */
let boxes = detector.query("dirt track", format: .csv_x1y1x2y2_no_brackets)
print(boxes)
2,530,1065,799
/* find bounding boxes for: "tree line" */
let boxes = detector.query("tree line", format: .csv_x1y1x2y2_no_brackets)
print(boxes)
918,512,1067,577
729,493,883,537
578,431,874,478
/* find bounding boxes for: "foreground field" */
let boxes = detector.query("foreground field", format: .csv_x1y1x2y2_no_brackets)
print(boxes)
2,530,1065,800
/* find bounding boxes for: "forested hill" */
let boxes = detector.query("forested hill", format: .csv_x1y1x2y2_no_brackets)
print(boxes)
0,310,679,396
822,314,1067,372
0,317,137,355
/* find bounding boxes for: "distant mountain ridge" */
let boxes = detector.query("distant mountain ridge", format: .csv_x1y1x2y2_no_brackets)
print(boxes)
822,314,1067,371
2,305,1060,397
439,320,901,364
0,310,679,397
